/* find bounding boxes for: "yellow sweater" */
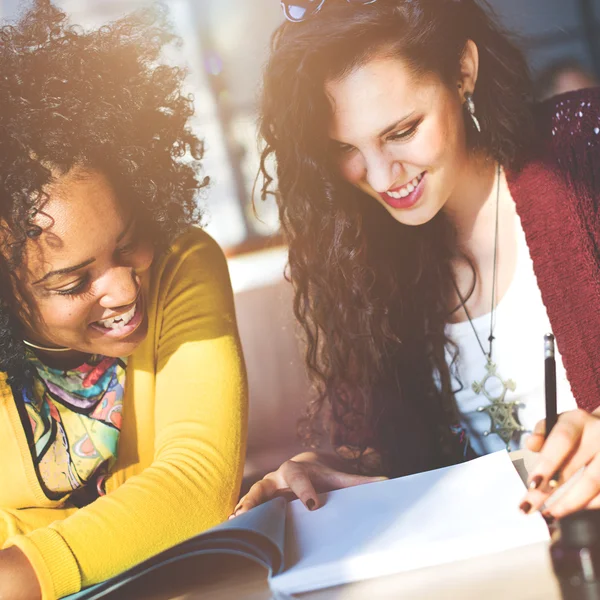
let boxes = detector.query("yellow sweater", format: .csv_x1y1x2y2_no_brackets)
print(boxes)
0,227,248,599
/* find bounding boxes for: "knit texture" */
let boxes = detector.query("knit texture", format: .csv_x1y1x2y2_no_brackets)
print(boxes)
508,87,600,413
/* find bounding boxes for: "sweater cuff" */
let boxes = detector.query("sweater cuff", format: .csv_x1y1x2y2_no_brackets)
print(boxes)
4,529,81,600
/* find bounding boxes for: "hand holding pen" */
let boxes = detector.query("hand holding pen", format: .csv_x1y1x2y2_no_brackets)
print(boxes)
519,334,600,519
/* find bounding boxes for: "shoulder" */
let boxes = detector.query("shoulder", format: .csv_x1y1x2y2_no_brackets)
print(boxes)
167,226,226,264
528,87,600,192
533,87,600,160
145,225,234,321
142,226,236,352
152,226,229,283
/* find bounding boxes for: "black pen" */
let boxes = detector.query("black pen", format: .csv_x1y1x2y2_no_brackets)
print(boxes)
544,333,559,487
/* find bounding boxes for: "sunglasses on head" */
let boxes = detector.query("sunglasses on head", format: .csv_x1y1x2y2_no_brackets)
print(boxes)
281,0,378,23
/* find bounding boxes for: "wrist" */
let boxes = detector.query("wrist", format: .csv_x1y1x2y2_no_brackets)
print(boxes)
0,546,42,600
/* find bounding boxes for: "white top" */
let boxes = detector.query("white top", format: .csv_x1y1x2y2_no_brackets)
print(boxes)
446,214,577,455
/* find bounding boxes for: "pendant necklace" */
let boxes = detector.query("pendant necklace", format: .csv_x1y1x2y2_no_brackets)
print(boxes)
452,164,524,449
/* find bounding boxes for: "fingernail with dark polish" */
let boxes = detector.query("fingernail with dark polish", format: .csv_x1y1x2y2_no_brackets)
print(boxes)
543,513,555,525
529,475,543,490
520,501,532,515
306,498,316,511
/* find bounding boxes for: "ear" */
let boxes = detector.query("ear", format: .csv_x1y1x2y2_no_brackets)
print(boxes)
457,39,479,97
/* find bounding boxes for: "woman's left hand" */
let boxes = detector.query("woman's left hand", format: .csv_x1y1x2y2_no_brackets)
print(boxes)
0,547,41,600
520,408,600,519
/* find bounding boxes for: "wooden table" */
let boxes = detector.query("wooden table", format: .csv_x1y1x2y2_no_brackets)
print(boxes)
115,541,560,600
118,451,562,600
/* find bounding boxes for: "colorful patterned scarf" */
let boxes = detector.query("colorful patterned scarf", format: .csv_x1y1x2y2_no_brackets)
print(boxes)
22,351,127,499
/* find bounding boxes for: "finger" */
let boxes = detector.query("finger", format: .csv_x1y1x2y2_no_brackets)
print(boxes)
230,487,298,519
525,433,545,453
233,490,252,513
586,494,600,509
548,456,600,519
526,411,587,490
281,460,321,510
522,439,600,514
233,477,281,517
532,419,547,437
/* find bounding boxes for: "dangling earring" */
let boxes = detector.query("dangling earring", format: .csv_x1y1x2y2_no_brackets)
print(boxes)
464,92,481,133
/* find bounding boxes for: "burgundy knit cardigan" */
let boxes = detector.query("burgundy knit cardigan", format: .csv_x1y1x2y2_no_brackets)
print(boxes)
507,86,600,414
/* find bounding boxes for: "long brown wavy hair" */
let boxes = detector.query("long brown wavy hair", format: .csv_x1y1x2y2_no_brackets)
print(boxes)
259,0,533,476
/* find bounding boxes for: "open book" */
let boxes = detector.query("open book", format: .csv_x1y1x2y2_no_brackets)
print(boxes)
64,451,549,599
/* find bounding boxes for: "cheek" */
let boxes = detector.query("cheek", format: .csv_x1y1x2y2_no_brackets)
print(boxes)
436,109,467,162
133,244,155,274
35,297,93,333
338,155,365,184
416,109,467,169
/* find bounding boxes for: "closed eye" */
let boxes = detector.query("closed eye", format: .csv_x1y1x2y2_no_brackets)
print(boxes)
54,276,90,297
333,142,357,155
386,120,421,143
116,224,141,255
117,238,139,255
386,121,421,142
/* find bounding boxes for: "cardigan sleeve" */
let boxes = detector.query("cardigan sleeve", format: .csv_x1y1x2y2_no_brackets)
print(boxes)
4,230,248,599
511,88,600,414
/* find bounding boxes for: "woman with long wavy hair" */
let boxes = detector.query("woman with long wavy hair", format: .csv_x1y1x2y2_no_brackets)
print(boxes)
234,0,600,521
0,2,247,598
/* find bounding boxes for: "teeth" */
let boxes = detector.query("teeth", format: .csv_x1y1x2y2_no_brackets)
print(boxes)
386,173,424,199
97,303,136,330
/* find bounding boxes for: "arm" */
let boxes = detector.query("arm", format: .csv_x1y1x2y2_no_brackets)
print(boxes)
232,449,386,517
0,547,40,600
5,231,248,599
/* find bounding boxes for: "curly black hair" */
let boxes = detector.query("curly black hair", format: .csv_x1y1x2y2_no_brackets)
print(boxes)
0,0,207,392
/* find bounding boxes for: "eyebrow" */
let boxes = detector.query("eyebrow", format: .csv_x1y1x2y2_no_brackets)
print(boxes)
33,258,96,286
376,111,417,138
33,216,136,286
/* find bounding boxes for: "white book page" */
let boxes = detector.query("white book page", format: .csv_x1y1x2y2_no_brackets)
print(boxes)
270,451,549,595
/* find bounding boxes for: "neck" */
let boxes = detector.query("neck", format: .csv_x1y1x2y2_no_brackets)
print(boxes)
27,346,91,371
442,153,499,250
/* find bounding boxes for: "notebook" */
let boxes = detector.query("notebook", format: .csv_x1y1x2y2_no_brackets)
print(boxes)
64,450,549,599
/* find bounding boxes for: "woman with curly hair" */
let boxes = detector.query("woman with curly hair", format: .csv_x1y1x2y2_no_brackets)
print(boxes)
234,0,600,522
0,2,247,598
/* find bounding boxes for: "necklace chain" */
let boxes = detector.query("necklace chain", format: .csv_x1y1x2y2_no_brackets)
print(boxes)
452,163,501,361
451,164,524,450
23,339,72,352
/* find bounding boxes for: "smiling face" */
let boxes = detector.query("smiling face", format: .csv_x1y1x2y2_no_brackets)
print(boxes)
10,168,154,359
326,48,477,226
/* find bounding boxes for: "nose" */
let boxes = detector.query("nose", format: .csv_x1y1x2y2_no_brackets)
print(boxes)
364,151,402,194
98,266,140,310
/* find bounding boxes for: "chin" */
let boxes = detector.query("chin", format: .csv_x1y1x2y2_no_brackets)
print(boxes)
387,203,443,227
86,316,149,358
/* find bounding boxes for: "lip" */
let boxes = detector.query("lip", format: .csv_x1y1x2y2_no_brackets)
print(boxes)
380,172,427,210
98,300,138,324
89,294,144,340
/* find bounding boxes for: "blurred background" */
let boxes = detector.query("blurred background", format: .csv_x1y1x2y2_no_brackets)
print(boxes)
2,0,599,487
